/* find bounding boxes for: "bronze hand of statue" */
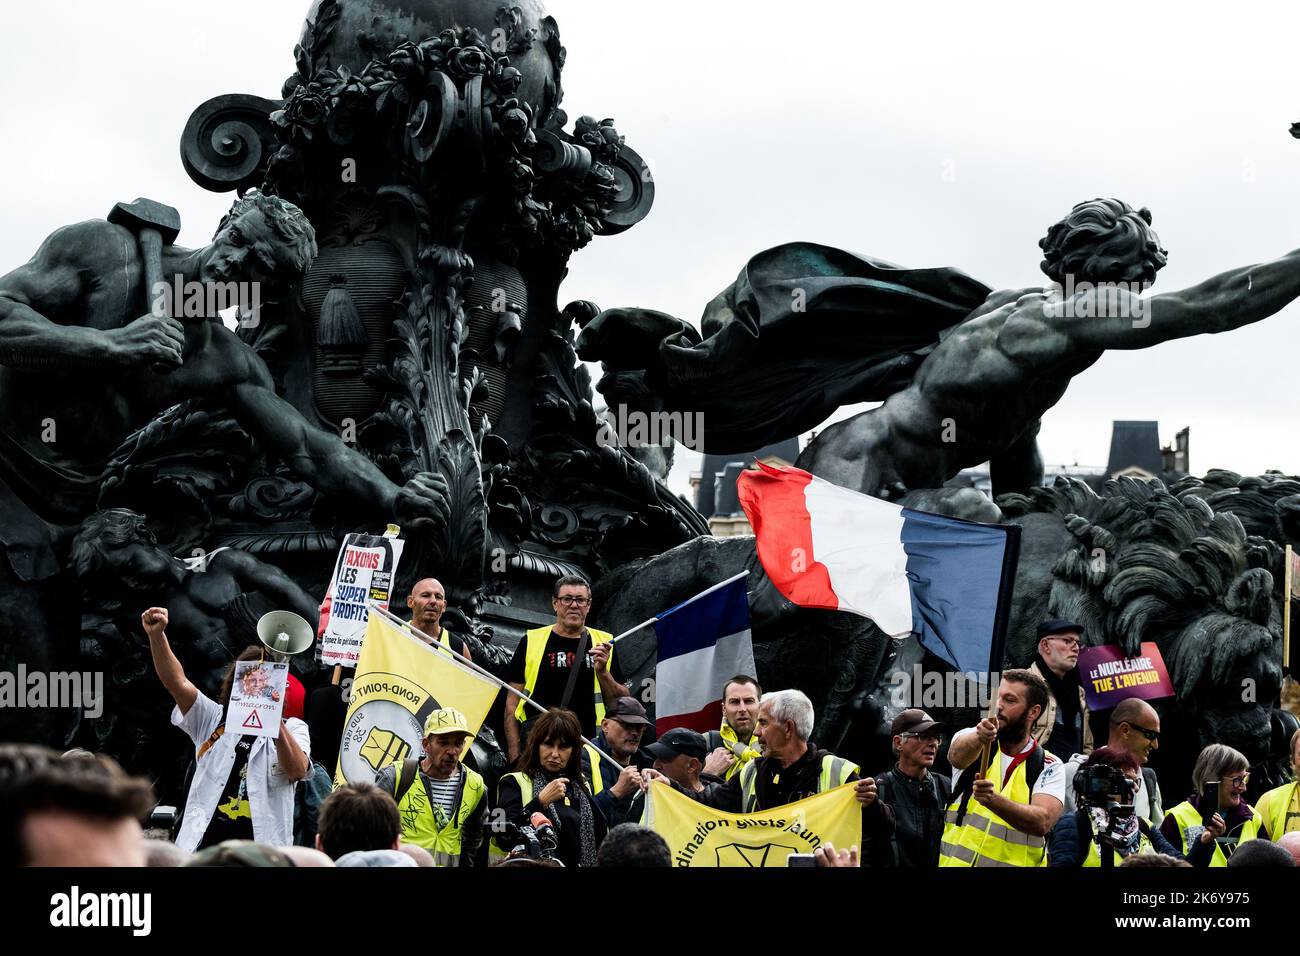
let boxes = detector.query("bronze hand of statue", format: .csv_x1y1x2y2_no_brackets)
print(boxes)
392,471,452,532
110,314,185,370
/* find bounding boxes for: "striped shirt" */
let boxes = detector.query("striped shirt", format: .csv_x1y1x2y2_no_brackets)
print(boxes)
424,768,462,818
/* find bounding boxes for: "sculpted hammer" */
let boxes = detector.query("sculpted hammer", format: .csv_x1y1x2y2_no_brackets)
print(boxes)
107,198,183,372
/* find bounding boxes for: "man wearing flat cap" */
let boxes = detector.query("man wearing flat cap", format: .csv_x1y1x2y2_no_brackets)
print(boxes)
581,696,653,823
875,709,951,867
1029,619,1093,759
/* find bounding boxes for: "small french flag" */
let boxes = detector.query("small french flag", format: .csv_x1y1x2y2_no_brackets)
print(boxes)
654,575,756,735
737,461,1019,674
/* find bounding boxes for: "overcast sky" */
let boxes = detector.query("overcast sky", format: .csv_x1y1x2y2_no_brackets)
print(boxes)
4,1,1300,500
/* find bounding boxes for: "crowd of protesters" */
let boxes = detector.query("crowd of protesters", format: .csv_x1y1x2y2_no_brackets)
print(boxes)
3,580,1298,869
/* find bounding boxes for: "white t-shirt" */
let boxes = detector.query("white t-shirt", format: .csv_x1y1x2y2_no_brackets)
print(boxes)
171,690,311,853
1062,753,1161,824
952,728,1065,805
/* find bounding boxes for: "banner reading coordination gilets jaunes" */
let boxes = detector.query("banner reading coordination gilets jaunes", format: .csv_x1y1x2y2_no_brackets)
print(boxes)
642,780,862,867
335,614,498,786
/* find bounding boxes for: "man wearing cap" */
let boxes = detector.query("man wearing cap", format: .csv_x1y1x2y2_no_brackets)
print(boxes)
875,709,951,867
581,696,652,823
1030,619,1093,759
624,727,728,824
374,707,487,867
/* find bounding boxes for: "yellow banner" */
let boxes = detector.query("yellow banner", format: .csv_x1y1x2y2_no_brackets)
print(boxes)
334,614,499,785
643,780,862,867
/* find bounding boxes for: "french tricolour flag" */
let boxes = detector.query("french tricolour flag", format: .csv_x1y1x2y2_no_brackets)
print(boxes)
737,461,1020,674
654,574,756,735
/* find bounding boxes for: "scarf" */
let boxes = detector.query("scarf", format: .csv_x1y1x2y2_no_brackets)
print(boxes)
532,769,597,867
1089,807,1142,856
719,721,762,760
1035,654,1081,721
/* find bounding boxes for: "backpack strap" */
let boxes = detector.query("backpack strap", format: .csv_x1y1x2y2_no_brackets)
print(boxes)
394,757,421,803
1140,767,1159,822
1023,743,1046,792
196,726,225,761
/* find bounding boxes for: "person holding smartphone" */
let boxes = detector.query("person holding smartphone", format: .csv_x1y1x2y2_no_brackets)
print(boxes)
1161,743,1264,867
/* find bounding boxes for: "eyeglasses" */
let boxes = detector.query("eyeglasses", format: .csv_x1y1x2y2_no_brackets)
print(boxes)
1049,635,1081,648
1225,773,1249,787
900,732,944,744
1122,723,1160,742
555,596,590,607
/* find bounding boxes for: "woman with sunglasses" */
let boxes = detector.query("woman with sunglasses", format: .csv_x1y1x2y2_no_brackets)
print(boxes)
1160,743,1264,867
493,707,608,867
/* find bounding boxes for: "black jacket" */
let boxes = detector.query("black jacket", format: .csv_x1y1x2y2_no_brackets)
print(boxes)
875,765,951,868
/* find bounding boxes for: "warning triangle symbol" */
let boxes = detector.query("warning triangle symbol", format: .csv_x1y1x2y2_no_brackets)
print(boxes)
242,710,263,730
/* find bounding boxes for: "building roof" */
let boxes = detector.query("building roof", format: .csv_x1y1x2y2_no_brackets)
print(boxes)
695,437,801,517
1106,421,1163,478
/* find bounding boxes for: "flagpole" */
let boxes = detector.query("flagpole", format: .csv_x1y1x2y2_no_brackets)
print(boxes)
607,617,657,647
608,570,751,647
1285,545,1293,681
369,603,627,775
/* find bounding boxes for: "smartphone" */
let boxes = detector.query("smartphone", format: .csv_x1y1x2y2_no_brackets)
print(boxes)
1200,782,1220,825
786,853,818,868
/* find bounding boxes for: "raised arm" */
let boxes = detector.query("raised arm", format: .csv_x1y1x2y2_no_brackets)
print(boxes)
0,221,183,370
1063,248,1300,351
141,607,199,716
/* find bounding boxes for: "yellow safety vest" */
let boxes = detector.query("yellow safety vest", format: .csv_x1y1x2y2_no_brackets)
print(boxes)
513,626,615,724
392,764,486,867
737,753,858,812
582,743,607,796
939,753,1048,868
1164,800,1262,867
1255,781,1300,841
1082,828,1154,867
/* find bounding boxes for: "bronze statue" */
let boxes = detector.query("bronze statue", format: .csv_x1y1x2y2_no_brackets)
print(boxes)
582,199,1300,500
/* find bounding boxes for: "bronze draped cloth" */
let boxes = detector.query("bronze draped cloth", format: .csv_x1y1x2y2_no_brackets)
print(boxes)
576,242,992,454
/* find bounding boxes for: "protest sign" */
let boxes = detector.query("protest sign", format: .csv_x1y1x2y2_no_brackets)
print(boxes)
335,614,499,785
641,780,861,867
319,530,404,667
224,659,288,739
1077,642,1174,711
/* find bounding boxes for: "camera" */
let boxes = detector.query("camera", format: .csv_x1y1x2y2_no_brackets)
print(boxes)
1075,763,1140,863
496,818,561,864
1075,763,1136,808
